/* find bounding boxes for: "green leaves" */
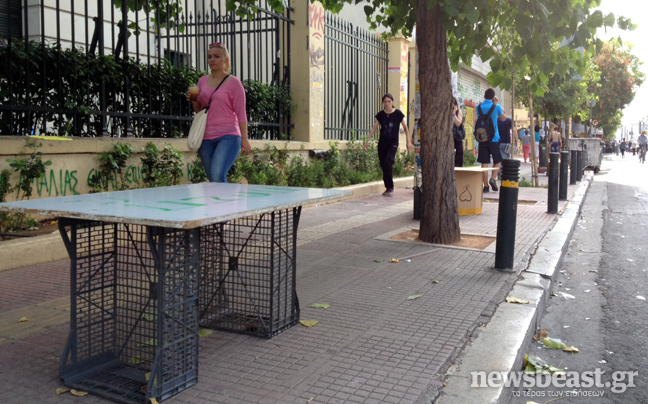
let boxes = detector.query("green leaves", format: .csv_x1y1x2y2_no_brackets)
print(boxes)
479,47,495,63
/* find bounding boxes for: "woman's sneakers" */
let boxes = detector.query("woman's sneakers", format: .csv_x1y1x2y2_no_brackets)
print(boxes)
383,188,394,196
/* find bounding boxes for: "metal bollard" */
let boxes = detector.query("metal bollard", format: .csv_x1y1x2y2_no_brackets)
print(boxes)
576,150,583,181
547,153,559,214
495,158,520,272
559,150,569,200
570,150,577,185
413,186,422,220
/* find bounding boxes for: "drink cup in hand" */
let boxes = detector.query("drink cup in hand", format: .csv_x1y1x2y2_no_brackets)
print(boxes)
188,85,199,101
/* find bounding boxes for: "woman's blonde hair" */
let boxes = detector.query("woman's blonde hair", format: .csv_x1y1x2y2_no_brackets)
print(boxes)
208,42,231,74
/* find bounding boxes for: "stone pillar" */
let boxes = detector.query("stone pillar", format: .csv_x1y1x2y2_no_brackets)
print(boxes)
289,1,326,146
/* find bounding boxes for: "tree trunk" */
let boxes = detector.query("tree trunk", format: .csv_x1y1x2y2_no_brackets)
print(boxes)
417,2,460,244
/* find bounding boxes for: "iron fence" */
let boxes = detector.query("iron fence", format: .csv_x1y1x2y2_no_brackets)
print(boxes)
0,0,293,139
324,13,388,141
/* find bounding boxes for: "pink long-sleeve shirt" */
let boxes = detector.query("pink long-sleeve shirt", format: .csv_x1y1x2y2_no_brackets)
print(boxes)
196,75,248,140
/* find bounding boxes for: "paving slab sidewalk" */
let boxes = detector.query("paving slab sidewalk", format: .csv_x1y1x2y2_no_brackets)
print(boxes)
0,158,587,404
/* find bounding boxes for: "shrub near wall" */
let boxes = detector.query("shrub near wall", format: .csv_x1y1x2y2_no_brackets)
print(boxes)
0,137,415,202
0,40,293,140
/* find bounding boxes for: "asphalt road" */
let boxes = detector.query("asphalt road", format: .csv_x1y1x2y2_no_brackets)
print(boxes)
511,152,648,404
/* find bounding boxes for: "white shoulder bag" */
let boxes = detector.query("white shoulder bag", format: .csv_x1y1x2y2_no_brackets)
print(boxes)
187,74,230,152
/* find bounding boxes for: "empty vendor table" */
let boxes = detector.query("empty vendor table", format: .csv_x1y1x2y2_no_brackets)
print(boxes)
455,167,498,215
0,183,350,404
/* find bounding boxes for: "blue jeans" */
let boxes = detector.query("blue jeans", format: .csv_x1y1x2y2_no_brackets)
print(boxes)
198,135,242,183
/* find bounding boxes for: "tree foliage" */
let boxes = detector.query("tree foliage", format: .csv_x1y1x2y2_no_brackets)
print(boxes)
224,0,632,244
589,40,645,137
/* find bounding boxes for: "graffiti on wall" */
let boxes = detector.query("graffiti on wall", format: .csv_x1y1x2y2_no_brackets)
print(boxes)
86,165,143,193
13,161,202,200
309,3,325,68
14,169,80,200
400,43,408,114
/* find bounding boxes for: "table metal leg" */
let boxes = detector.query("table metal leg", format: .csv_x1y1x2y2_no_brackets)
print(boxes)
57,219,199,404
199,207,301,338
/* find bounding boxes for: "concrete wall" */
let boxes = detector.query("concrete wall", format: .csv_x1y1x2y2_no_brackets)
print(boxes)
0,137,311,202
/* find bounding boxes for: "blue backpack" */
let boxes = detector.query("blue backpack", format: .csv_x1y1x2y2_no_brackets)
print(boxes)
474,103,496,143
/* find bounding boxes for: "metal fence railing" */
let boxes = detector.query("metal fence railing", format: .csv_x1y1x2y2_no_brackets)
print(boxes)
0,0,293,140
324,13,388,141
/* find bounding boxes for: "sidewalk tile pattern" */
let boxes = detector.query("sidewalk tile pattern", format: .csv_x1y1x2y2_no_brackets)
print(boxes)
0,165,579,404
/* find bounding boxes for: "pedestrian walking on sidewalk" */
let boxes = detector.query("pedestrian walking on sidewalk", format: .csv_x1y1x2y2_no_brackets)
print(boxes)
364,93,412,195
521,128,531,163
534,123,541,159
187,42,251,183
620,138,627,158
497,114,516,160
549,126,562,152
475,88,503,193
452,97,465,167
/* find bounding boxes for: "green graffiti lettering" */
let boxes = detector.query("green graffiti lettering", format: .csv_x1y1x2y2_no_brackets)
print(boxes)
236,192,271,197
124,204,173,212
65,171,80,195
50,170,60,197
207,196,240,202
37,173,50,196
159,201,207,207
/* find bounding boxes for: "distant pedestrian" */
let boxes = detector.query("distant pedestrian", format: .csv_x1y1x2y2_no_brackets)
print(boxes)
620,138,626,158
497,115,515,160
549,126,562,153
521,129,531,163
452,97,464,167
475,88,503,193
534,124,541,158
364,93,412,196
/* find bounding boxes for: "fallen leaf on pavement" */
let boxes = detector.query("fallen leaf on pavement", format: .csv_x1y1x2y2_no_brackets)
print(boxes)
506,297,529,304
543,337,567,350
142,312,157,322
407,294,422,300
56,388,70,395
18,317,28,323
563,346,580,353
431,280,440,284
524,354,565,375
389,258,399,263
199,328,214,337
138,338,157,347
70,390,88,397
533,329,549,341
374,259,383,263
310,303,330,309
128,356,150,366
300,320,319,327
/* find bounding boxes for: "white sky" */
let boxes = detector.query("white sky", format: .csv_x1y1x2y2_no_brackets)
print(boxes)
597,0,648,134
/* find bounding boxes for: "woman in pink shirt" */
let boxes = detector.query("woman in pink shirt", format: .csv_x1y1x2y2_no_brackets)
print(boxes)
187,42,251,182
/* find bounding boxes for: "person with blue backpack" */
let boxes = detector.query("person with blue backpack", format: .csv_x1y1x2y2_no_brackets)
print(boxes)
473,88,504,193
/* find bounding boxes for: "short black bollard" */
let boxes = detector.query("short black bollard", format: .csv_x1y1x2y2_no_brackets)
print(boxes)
570,150,577,185
413,186,422,220
576,150,583,181
495,159,520,272
559,150,569,200
548,153,559,214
